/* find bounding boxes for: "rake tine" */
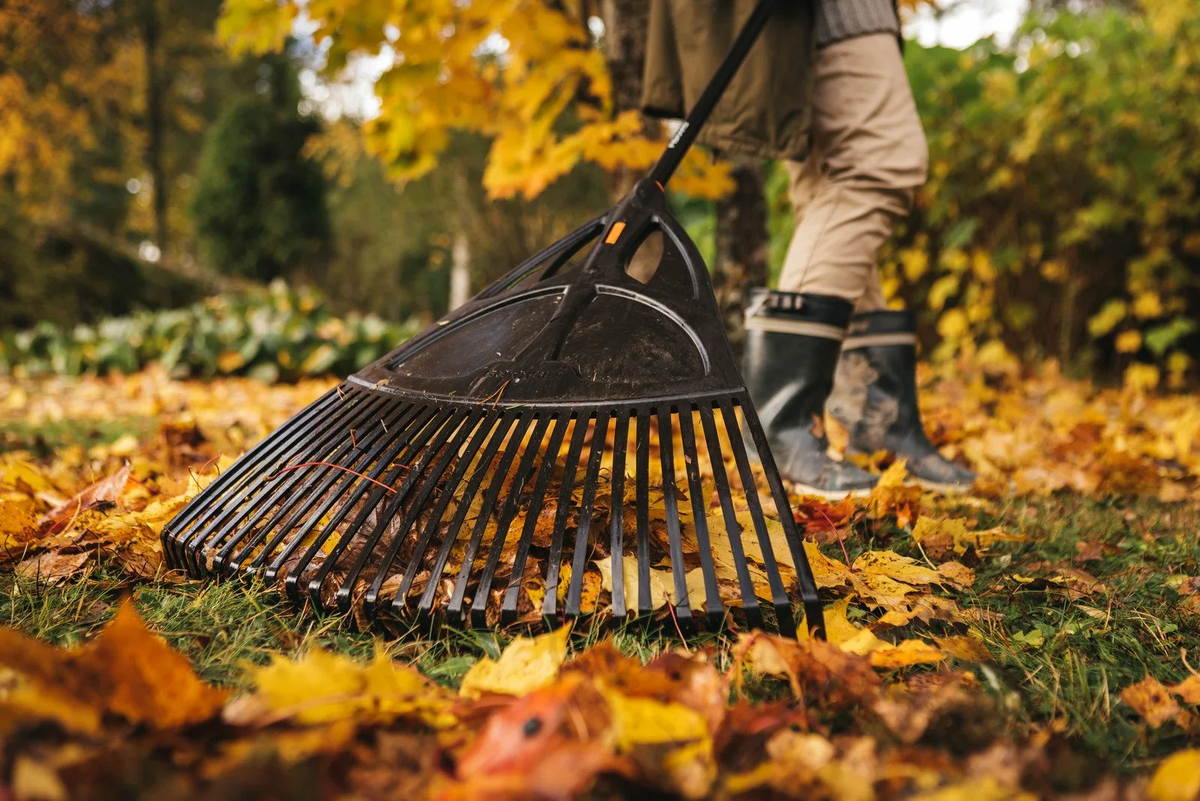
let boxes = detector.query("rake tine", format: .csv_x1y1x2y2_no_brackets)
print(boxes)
394,411,499,613
634,408,653,616
698,403,761,629
417,411,520,621
265,404,446,588
500,413,570,624
469,415,552,627
164,387,339,562
739,396,825,639
657,408,693,631
607,412,630,619
282,403,436,608
179,388,370,572
221,397,417,573
362,409,481,616
184,391,390,577
448,414,534,626
718,398,796,637
178,389,375,576
303,404,442,612
543,412,589,621
334,408,464,614
677,407,724,627
566,412,609,621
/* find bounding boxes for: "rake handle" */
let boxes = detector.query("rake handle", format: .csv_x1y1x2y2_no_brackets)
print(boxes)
647,0,783,188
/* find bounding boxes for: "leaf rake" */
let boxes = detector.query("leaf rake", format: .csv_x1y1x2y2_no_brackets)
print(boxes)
163,0,825,638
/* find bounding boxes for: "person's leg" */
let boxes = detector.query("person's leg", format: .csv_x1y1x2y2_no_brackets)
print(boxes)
779,32,928,306
746,32,968,496
774,34,973,489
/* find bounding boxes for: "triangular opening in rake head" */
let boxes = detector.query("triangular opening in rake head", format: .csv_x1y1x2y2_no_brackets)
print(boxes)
162,181,825,638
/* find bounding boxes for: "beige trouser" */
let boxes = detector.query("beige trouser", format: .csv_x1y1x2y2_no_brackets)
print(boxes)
778,32,928,312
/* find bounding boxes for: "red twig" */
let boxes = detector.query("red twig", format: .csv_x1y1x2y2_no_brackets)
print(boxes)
266,462,395,493
814,507,853,571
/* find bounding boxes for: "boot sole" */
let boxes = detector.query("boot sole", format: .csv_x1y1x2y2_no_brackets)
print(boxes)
912,478,974,494
792,482,876,501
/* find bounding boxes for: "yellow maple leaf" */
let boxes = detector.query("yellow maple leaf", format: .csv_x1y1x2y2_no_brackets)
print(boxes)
1149,749,1200,801
232,646,452,727
459,625,571,698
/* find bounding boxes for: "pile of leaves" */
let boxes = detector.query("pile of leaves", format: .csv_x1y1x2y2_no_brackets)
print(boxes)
3,363,1200,798
0,281,420,382
3,602,1199,800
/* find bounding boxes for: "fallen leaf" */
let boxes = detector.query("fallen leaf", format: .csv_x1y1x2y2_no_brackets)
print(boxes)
1122,676,1190,729
15,551,89,585
459,625,571,698
1148,749,1200,801
227,646,453,727
0,599,225,731
38,463,132,535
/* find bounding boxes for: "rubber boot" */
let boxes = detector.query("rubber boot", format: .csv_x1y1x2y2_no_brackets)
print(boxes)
742,289,879,499
827,310,976,492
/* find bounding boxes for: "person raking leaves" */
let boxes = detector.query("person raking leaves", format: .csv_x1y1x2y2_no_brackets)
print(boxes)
643,0,977,498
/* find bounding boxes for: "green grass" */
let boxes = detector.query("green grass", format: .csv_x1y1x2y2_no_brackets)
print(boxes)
934,495,1200,771
3,414,1198,773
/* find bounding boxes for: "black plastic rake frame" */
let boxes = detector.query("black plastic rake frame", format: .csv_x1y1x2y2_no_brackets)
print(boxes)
163,0,826,639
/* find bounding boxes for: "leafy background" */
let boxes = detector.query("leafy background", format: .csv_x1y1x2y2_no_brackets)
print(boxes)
2,0,1198,388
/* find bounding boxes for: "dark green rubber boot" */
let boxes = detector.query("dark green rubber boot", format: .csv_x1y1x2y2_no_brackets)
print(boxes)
742,289,879,499
827,310,976,492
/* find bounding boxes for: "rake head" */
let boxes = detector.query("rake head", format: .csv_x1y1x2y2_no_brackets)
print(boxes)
163,181,824,637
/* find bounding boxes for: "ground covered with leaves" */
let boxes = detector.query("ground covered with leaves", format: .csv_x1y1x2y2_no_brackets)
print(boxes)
3,362,1200,800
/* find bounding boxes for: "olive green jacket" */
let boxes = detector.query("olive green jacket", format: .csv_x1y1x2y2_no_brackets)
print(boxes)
641,0,817,162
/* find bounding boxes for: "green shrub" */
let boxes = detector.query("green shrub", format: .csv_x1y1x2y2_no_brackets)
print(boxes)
0,281,420,382
191,56,331,283
885,8,1200,381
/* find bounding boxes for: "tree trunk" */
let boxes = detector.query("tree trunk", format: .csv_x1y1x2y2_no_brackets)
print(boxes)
449,229,472,311
142,0,168,253
600,0,653,198
714,158,769,358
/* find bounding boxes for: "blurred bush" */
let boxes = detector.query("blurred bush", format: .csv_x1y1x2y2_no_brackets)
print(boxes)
192,55,331,284
873,7,1200,383
0,281,418,383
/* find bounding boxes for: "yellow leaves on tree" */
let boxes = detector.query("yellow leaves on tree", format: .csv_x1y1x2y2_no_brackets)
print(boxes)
218,0,733,201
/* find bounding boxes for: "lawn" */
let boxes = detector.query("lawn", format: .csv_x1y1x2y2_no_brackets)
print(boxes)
2,365,1200,800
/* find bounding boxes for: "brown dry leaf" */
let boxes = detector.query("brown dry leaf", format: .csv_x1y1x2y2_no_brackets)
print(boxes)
38,463,132,535
0,599,225,731
739,634,882,714
1122,676,1192,729
459,625,571,698
874,679,997,746
446,674,624,801
1169,674,1200,706
15,551,89,585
